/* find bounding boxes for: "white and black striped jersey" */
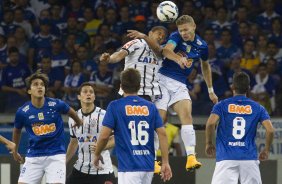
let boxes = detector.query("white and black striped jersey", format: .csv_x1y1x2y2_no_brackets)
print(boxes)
120,39,163,96
68,107,113,175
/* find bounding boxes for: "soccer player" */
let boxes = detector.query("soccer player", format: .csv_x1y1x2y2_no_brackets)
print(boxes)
94,68,172,184
100,26,167,173
137,15,218,171
66,82,115,184
0,135,15,153
12,71,83,184
205,72,274,184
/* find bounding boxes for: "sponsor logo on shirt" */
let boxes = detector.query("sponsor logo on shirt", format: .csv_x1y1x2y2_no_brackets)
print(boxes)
29,115,35,119
125,105,149,116
228,104,252,114
32,123,56,136
38,112,44,120
48,101,56,106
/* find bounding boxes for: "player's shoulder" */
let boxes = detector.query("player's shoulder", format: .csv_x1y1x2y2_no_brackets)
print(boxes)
194,34,208,48
45,97,62,107
123,39,143,47
17,101,32,114
169,31,181,39
95,106,106,115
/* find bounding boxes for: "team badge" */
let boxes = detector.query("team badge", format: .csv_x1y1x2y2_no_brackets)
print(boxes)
38,112,44,120
186,45,191,53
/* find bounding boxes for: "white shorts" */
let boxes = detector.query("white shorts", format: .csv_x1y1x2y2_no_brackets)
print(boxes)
118,171,154,184
212,160,262,184
155,73,191,111
19,154,66,184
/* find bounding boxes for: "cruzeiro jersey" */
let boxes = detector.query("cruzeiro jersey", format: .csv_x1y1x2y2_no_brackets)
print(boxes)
14,97,70,157
68,107,113,175
102,96,163,172
159,31,208,84
121,39,163,96
211,95,270,161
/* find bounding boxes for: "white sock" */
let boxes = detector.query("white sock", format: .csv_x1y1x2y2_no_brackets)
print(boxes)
181,125,196,156
154,131,159,161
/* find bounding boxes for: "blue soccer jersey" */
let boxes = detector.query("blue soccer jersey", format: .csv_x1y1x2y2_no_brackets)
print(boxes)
159,31,208,84
14,97,70,157
102,96,163,172
211,95,270,161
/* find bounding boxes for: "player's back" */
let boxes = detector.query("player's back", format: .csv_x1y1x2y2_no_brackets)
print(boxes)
212,95,270,161
103,96,163,172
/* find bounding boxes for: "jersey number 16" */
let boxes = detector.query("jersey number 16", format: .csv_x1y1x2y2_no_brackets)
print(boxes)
128,121,149,145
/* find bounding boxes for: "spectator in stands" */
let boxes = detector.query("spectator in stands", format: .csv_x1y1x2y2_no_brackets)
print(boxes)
14,26,29,56
231,6,249,33
62,61,85,109
266,58,281,88
146,1,162,31
112,5,134,35
76,45,97,78
12,0,37,27
89,61,114,108
134,15,147,33
257,33,269,62
233,21,251,49
216,28,241,68
209,6,231,39
240,39,260,74
256,0,280,32
90,34,105,57
128,0,149,18
104,8,117,26
40,56,64,98
94,5,106,21
251,63,276,114
28,18,55,70
203,28,220,48
186,68,202,101
1,47,31,112
64,33,78,60
50,3,67,34
97,23,118,45
268,17,282,48
1,10,17,36
65,0,84,19
13,7,33,38
262,41,282,63
202,5,216,30
0,33,7,71
83,7,101,36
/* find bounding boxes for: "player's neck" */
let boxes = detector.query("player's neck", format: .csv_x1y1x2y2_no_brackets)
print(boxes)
123,93,138,97
31,96,45,108
81,103,95,114
234,93,246,97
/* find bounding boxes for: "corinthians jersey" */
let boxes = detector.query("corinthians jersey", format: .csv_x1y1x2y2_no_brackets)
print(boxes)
68,107,113,174
120,39,163,96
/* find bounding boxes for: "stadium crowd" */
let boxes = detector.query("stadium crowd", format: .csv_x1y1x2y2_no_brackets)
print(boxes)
0,0,281,115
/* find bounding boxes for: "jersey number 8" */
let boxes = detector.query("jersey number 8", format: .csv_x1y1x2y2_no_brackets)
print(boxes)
128,121,149,145
232,117,246,139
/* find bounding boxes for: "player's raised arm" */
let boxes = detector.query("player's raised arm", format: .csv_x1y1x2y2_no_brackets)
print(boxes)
259,120,274,161
67,108,83,128
205,113,219,157
201,61,218,104
162,43,187,69
100,49,128,64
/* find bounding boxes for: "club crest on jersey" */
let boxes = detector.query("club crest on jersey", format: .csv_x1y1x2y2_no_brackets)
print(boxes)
125,105,149,116
186,45,191,53
38,112,44,120
228,104,252,114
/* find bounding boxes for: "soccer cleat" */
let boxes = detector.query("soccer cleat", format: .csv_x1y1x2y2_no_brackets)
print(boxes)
154,161,161,174
186,155,202,172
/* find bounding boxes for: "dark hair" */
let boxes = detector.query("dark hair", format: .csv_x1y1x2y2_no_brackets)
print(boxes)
25,70,49,91
151,26,168,37
120,68,141,93
8,47,19,54
78,82,95,94
233,72,250,94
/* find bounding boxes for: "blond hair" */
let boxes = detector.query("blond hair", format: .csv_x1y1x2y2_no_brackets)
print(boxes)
176,15,195,26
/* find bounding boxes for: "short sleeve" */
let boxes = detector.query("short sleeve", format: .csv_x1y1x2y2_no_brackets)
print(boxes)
68,118,76,138
211,102,222,116
56,99,70,114
14,109,24,129
259,105,270,123
102,102,116,129
153,105,163,129
167,32,181,48
121,39,141,55
199,46,208,61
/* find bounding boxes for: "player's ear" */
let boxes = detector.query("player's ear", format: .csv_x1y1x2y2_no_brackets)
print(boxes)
27,89,31,95
77,94,81,100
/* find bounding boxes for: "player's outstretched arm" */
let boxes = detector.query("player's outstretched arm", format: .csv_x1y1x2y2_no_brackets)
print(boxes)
0,135,16,153
94,126,112,167
68,108,83,128
259,120,274,161
127,30,163,57
100,49,128,64
162,43,187,69
201,61,218,104
156,127,172,182
12,128,24,163
205,113,219,157
66,138,78,164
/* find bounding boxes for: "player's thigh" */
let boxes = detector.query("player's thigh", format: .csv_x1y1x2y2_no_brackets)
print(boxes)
66,168,90,184
211,160,239,184
45,154,66,184
18,157,45,184
154,84,170,111
172,99,192,124
118,172,153,184
239,160,262,184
